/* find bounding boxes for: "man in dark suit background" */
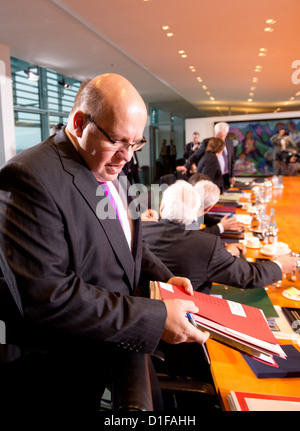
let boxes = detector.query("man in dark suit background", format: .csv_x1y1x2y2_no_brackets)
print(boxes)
177,122,236,189
142,181,297,294
0,74,208,415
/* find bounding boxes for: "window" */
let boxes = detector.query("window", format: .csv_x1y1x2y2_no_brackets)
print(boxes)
11,57,81,153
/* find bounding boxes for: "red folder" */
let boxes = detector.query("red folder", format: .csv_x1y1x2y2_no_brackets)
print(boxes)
154,281,286,362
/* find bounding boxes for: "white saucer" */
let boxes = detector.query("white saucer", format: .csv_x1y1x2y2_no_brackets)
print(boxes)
282,288,300,301
246,243,262,249
260,247,291,256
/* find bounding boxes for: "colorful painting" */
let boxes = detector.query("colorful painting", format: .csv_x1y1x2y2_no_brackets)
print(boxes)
227,118,300,176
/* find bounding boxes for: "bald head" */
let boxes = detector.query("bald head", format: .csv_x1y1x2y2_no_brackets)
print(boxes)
67,73,148,182
69,73,147,128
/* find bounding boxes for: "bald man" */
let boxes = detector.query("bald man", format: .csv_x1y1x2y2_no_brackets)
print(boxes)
0,74,207,413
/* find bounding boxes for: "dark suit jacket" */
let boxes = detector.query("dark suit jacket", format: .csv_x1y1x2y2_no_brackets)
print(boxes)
186,137,235,179
142,220,282,294
0,128,172,357
197,151,224,191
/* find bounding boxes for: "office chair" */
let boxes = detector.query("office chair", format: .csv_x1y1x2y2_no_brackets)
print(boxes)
152,342,221,411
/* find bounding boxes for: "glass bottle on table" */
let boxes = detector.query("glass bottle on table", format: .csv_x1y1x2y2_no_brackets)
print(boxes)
264,208,278,245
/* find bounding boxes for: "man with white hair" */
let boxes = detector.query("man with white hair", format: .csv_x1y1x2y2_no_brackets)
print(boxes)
142,180,297,294
188,173,244,236
177,122,235,188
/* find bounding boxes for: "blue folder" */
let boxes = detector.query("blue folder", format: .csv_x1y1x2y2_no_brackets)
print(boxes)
242,344,300,378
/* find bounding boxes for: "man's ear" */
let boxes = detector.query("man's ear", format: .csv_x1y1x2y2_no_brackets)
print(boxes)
73,111,86,138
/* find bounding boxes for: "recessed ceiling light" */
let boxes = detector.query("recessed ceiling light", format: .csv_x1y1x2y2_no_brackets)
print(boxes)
252,77,259,83
178,50,185,54
210,97,215,101
196,77,202,82
258,52,267,57
202,85,207,90
260,48,268,52
290,96,295,100
247,98,253,102
249,92,254,97
162,25,170,30
206,91,211,95
250,86,256,91
166,32,174,37
264,27,274,32
265,19,276,25
189,66,195,69
181,54,187,58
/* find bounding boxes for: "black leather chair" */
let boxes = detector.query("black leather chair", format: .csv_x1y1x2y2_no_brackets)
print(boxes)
152,342,221,411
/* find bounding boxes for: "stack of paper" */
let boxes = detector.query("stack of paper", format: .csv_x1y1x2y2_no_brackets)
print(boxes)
151,281,286,365
228,391,300,411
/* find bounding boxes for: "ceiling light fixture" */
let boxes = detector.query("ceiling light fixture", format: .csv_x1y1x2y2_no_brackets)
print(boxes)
247,98,253,102
265,19,276,25
264,27,274,32
202,85,207,90
178,50,185,54
166,32,174,37
24,68,40,81
58,79,70,89
162,25,170,30
181,54,187,58
196,77,202,82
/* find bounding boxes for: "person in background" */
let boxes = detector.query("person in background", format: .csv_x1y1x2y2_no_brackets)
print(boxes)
270,128,295,175
188,173,244,236
169,139,177,173
123,151,140,184
159,139,170,175
196,137,225,192
178,122,235,189
183,131,201,161
142,180,297,294
0,73,208,415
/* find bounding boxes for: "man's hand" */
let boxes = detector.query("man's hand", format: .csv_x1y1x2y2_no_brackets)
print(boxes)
161,299,210,345
221,214,244,231
167,276,193,296
276,255,298,274
176,165,187,173
225,242,246,257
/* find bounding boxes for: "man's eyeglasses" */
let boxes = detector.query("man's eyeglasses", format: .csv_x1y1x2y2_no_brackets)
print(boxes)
86,114,146,151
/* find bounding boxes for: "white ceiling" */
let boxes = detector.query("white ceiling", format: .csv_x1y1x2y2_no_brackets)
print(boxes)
1,0,300,118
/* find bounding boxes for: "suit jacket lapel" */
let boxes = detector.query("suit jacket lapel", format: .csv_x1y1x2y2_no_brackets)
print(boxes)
54,129,136,289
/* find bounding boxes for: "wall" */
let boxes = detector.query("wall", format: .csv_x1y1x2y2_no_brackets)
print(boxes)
0,43,15,166
185,111,300,143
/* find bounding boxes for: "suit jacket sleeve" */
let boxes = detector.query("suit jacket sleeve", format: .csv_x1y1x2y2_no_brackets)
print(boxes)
206,236,282,289
0,159,167,354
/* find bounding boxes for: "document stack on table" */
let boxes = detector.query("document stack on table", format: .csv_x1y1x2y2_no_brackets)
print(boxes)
150,281,286,366
227,391,300,411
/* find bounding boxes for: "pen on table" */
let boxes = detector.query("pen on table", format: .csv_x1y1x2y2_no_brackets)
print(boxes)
186,312,211,365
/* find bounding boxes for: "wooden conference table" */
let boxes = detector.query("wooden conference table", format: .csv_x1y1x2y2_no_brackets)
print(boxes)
207,176,300,411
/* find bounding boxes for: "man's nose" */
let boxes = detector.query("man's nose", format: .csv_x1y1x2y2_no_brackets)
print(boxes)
117,145,134,162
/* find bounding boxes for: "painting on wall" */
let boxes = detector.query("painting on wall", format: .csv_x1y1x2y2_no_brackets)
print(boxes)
227,117,300,176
